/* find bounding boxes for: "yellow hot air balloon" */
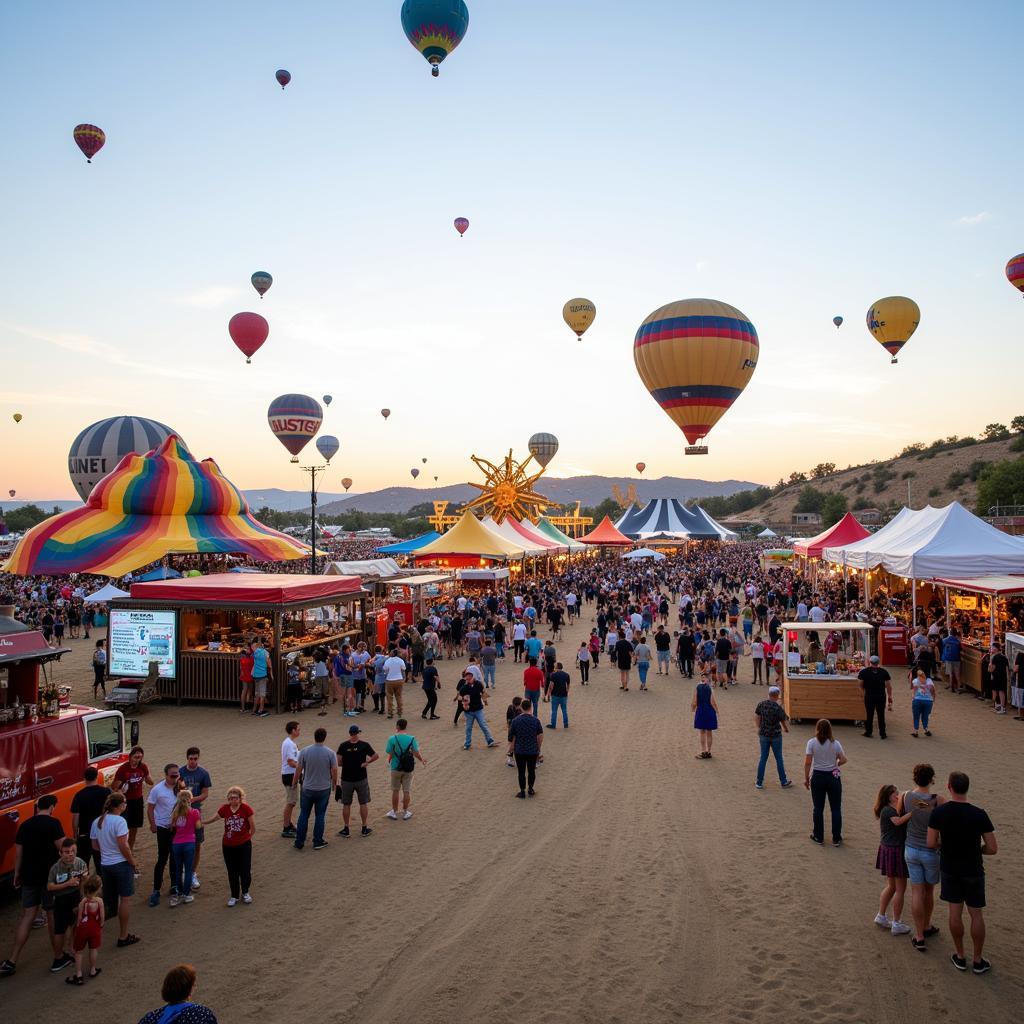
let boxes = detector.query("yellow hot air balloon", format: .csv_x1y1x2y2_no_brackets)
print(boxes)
634,298,758,455
12,413,22,423
562,298,596,340
866,296,920,364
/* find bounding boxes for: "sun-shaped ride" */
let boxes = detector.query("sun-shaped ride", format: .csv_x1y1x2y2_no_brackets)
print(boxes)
462,450,553,524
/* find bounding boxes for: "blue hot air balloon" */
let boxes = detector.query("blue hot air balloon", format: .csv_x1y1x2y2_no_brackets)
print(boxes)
252,272,273,299
401,0,469,77
316,435,340,463
267,395,323,463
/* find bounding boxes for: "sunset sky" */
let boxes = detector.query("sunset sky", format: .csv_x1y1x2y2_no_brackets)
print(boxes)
3,2,1022,501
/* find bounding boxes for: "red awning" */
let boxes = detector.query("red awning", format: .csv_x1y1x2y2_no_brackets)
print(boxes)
579,515,633,547
0,630,71,665
793,513,870,559
127,573,363,605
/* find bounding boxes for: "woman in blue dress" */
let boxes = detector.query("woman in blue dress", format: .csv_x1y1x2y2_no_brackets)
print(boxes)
691,673,720,759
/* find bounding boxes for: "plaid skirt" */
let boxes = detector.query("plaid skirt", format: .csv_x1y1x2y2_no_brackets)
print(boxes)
876,843,909,878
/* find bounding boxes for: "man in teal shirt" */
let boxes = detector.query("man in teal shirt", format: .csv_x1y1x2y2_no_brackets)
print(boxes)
524,631,543,663
252,639,273,717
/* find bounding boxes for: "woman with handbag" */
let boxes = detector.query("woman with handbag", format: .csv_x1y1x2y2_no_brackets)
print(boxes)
804,719,848,846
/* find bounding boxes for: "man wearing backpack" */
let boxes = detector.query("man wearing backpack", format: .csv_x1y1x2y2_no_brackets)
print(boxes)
384,720,427,821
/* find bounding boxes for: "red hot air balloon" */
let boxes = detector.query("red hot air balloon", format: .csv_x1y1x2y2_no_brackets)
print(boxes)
229,312,269,363
1007,254,1024,297
276,69,291,89
73,124,105,163
267,395,323,463
454,217,469,237
636,462,646,475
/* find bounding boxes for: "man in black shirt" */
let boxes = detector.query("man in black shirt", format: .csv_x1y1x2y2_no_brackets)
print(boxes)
989,645,1009,715
545,662,571,730
858,656,893,738
927,771,997,974
654,626,672,675
676,630,695,678
70,767,111,872
714,631,732,688
461,673,496,749
335,726,379,838
420,658,440,720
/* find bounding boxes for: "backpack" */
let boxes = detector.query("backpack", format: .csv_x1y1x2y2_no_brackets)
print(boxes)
393,736,415,773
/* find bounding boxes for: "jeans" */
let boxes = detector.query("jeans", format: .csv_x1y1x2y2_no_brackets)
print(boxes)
864,694,887,737
756,735,788,785
578,661,590,684
637,662,650,685
679,657,693,677
295,787,330,847
170,842,196,897
483,663,496,688
515,753,538,793
549,695,568,727
223,841,252,898
496,641,505,657
153,825,173,892
743,621,753,639
524,691,540,715
810,770,843,843
912,698,933,730
463,708,493,747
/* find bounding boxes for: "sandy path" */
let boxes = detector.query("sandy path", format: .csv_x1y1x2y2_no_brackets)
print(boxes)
2,605,1022,1022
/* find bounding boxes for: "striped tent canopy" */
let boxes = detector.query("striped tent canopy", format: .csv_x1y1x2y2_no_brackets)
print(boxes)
3,435,310,576
614,498,719,540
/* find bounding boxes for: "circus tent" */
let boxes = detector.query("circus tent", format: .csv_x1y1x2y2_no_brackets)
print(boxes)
614,499,720,540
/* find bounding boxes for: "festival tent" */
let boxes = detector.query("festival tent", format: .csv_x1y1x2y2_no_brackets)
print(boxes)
134,565,183,581
623,547,666,561
376,532,441,554
504,517,567,554
758,528,778,538
323,558,402,578
1,436,310,577
536,517,588,552
793,513,870,559
615,498,698,538
482,517,551,556
84,582,128,603
414,512,526,560
579,516,632,547
613,503,645,535
692,506,739,541
822,506,937,568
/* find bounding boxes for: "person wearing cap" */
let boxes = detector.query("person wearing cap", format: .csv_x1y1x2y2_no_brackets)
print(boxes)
858,656,893,739
754,687,793,789
335,725,378,838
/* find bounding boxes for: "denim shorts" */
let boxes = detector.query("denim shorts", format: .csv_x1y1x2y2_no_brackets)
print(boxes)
905,844,940,886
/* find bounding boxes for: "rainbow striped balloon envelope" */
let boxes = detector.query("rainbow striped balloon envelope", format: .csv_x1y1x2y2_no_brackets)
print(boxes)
1006,253,1024,297
2,436,310,576
633,298,758,451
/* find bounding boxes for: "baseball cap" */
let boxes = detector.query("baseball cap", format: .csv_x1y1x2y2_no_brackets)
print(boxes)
348,725,361,735
869,655,880,664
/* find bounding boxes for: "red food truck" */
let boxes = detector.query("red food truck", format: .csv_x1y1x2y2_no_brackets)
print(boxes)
1,622,131,879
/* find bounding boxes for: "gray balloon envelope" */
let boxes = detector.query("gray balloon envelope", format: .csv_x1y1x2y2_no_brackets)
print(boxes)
316,435,340,462
68,416,180,502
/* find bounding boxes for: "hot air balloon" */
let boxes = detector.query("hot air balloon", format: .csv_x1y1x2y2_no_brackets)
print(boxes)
8,490,15,499
454,217,469,237
267,395,323,463
276,69,291,89
316,435,340,463
12,413,22,424
866,296,920,364
634,298,758,455
563,298,597,340
528,432,559,469
323,395,333,406
410,468,420,480
251,272,273,299
229,312,269,363
433,475,438,482
73,124,105,163
341,477,353,492
401,0,469,77
1006,254,1024,297
833,316,843,329
381,408,391,420
636,462,646,475
68,416,180,501
422,457,428,464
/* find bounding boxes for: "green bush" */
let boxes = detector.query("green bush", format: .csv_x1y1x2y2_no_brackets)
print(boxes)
947,470,967,489
928,487,940,498
901,470,916,480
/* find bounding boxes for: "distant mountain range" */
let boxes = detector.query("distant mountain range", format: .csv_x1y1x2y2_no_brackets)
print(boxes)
242,488,354,513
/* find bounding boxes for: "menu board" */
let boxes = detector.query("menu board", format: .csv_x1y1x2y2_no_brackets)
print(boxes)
110,609,177,678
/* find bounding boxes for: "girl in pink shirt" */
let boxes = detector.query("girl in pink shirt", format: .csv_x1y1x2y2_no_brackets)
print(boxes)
169,790,201,906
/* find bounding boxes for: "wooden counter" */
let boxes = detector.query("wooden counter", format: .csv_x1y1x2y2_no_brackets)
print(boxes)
783,675,866,724
960,645,986,694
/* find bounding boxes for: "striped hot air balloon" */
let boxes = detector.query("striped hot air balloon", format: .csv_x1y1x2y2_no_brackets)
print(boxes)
251,272,273,298
401,0,469,77
73,124,105,163
68,416,180,501
633,298,759,454
267,395,323,462
1006,253,1024,297
528,432,559,469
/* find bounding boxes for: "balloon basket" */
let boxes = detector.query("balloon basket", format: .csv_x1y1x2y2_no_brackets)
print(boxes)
290,456,299,464
684,445,709,456
891,357,898,364
432,67,439,77
246,357,251,364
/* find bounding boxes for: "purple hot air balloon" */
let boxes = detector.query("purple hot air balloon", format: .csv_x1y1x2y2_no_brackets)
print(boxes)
276,69,291,89
316,435,340,463
267,394,323,463
454,217,469,237
410,468,420,480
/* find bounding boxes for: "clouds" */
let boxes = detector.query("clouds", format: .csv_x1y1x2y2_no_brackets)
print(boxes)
179,285,242,308
955,211,991,227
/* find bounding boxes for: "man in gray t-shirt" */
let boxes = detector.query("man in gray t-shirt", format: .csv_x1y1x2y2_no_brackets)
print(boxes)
293,728,338,850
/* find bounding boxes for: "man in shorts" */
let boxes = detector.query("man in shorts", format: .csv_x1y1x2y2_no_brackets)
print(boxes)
384,719,426,821
280,720,301,838
335,725,379,838
927,770,998,974
252,638,272,717
112,745,153,854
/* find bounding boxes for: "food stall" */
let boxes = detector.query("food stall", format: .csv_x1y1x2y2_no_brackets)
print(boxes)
456,567,510,593
383,573,457,630
781,621,873,724
109,574,368,711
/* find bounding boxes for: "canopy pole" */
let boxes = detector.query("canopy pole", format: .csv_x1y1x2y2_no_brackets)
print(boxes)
912,578,917,629
990,596,996,648
945,587,950,630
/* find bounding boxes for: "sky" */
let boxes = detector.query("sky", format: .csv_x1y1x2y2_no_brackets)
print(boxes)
2,1,1023,501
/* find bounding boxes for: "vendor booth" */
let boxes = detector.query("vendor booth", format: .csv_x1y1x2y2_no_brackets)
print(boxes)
457,567,511,591
781,621,873,724
110,573,367,710
382,573,457,638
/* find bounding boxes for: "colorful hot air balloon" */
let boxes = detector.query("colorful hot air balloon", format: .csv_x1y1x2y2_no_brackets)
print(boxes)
636,462,646,475
528,432,559,469
563,298,597,340
341,477,353,492
316,435,340,463
634,298,758,455
68,416,180,501
381,408,391,420
401,0,469,77
833,316,843,328
866,296,920,364
410,468,420,480
12,413,22,424
323,395,333,406
1006,254,1024,297
276,69,291,89
229,312,269,363
267,395,323,463
251,272,273,299
73,124,105,163
454,217,470,237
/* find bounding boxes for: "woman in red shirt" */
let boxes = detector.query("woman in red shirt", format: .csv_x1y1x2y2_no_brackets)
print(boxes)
204,786,255,907
239,644,255,714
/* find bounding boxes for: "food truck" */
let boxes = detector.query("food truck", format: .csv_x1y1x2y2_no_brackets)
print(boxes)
781,621,873,724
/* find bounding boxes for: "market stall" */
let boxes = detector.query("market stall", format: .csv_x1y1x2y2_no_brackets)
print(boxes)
109,573,367,710
456,567,511,592
781,621,873,724
383,573,457,631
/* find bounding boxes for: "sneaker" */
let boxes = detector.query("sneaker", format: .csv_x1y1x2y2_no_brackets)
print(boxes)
226,898,238,907
191,874,200,890
755,782,764,789
182,895,194,904
281,827,297,838
386,810,398,820
242,892,253,904
950,954,967,971
168,896,179,908
891,921,911,936
972,958,991,975
0,961,16,976
873,913,891,928
338,827,350,838
505,757,514,768
148,891,160,908
781,780,794,788
312,841,329,850
361,826,373,837
49,954,73,973
911,938,927,952
403,810,413,820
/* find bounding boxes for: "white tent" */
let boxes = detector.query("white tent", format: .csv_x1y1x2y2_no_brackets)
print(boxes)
622,548,666,561
758,528,777,538
695,506,740,541
84,582,129,604
480,517,542,556
323,558,402,578
457,567,511,582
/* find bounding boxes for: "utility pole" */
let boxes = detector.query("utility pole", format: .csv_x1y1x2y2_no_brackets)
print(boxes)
298,463,328,575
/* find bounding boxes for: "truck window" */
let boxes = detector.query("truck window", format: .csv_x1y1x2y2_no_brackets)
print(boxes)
85,716,123,760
